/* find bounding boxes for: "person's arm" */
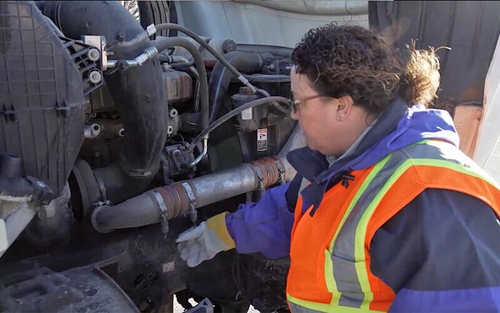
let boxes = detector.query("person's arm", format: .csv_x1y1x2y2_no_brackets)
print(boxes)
370,188,500,312
177,175,300,267
226,179,297,259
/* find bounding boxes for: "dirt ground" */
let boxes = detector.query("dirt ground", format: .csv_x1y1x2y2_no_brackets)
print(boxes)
173,296,259,312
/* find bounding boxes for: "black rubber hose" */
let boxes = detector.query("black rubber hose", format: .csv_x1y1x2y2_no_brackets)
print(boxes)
190,96,290,149
208,51,264,123
153,36,209,129
154,23,257,91
44,1,167,202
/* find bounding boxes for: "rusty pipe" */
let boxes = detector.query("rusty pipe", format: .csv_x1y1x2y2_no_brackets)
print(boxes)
91,125,305,233
92,156,287,233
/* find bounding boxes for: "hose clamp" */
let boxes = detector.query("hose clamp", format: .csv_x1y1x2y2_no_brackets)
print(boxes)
275,159,286,185
252,164,264,190
153,191,169,235
182,182,198,223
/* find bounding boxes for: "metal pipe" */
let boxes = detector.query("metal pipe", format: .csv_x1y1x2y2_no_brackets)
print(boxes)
92,156,285,233
171,56,190,64
91,124,306,233
121,46,159,68
187,137,208,168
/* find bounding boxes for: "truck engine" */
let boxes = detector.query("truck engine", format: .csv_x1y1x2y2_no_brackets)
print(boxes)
2,1,500,313
0,1,302,312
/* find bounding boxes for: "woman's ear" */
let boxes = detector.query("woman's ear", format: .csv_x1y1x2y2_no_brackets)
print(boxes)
335,95,354,120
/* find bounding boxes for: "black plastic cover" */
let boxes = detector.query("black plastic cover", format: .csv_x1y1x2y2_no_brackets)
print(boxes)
0,1,87,196
0,266,140,313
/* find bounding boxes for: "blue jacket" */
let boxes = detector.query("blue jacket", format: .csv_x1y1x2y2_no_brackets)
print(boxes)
225,98,500,312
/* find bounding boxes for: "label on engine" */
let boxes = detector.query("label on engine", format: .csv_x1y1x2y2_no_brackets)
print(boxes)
257,128,268,151
241,108,253,120
162,262,175,273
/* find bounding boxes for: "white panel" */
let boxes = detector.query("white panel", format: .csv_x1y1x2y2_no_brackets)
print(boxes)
175,1,369,47
474,34,500,182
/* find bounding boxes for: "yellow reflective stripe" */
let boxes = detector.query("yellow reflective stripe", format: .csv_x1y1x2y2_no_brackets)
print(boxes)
293,140,498,313
327,155,390,252
352,156,500,310
323,249,336,297
287,294,380,313
287,294,332,312
353,159,411,309
414,158,500,189
325,156,391,305
418,140,500,189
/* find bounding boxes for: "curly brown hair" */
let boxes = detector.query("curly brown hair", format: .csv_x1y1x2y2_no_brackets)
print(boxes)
400,40,443,107
291,23,441,114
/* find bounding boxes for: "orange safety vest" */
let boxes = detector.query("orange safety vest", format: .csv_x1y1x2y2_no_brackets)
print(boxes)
286,140,500,312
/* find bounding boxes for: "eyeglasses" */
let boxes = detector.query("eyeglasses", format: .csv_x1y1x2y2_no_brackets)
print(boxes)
289,94,325,114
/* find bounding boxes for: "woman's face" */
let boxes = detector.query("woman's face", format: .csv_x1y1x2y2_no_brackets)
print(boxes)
290,69,343,156
290,67,371,157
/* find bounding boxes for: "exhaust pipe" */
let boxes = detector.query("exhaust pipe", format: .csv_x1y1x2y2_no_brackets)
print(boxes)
91,126,306,233
44,1,167,203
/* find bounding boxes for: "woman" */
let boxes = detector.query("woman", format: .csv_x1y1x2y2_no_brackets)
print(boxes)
177,23,500,312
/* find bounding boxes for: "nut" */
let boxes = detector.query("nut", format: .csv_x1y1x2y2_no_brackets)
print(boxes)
89,70,102,84
87,48,101,61
169,109,178,118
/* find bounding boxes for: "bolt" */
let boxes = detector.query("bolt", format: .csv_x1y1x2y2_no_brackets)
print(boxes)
167,126,173,135
169,109,178,118
118,128,125,137
87,48,100,61
95,152,101,157
89,70,102,84
116,32,125,41
91,123,101,137
222,39,237,53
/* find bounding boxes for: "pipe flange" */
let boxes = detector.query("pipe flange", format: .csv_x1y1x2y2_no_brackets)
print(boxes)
70,159,102,221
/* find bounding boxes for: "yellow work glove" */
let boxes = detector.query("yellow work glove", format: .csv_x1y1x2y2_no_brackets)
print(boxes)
176,212,236,267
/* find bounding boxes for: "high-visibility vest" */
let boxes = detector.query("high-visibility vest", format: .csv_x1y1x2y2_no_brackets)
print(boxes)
286,140,500,312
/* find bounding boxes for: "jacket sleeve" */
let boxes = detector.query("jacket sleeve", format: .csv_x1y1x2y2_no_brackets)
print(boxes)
225,180,297,259
370,188,500,312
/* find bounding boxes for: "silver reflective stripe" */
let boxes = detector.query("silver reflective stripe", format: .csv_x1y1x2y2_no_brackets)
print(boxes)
299,178,310,194
289,302,324,313
331,141,456,307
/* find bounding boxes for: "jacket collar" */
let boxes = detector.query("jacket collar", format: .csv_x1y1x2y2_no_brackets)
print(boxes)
288,97,408,185
287,97,408,214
